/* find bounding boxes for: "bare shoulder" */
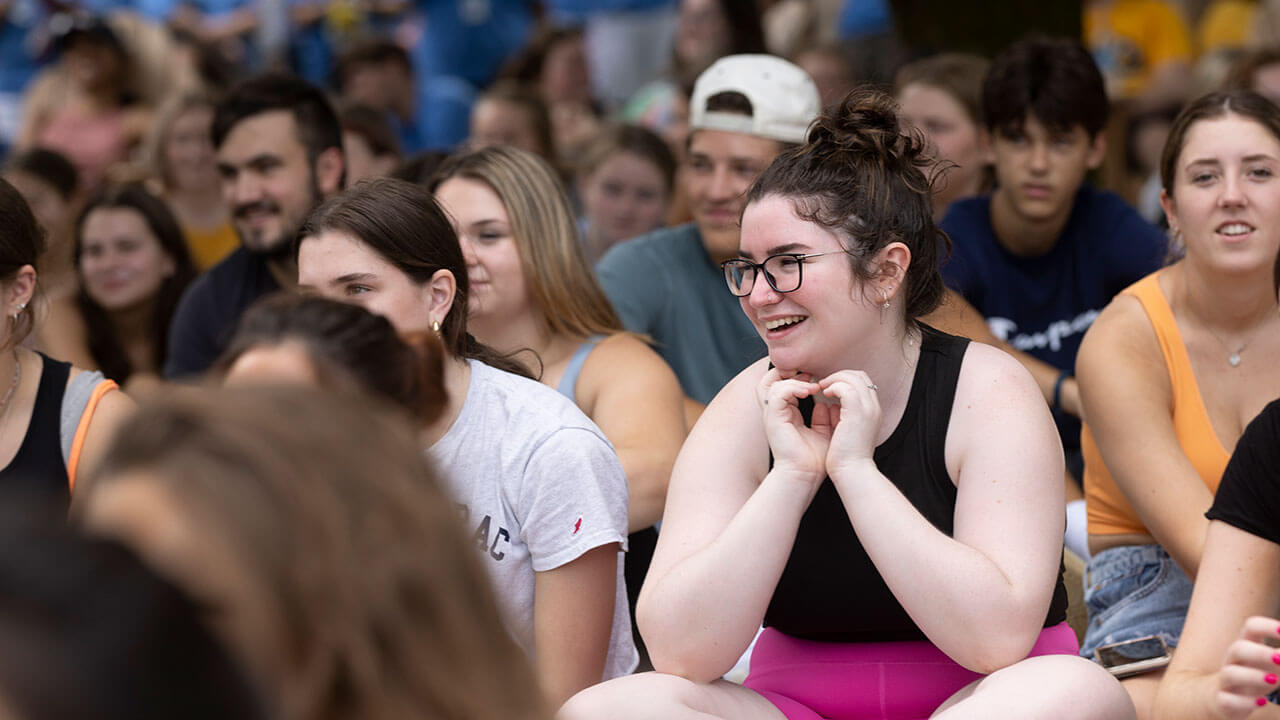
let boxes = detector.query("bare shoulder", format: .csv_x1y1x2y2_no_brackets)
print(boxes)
946,341,1063,485
692,356,771,435
576,333,683,403
586,333,669,372
1079,293,1158,362
1076,292,1167,404
954,341,1042,405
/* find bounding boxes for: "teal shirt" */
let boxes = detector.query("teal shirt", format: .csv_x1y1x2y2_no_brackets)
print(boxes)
595,223,766,404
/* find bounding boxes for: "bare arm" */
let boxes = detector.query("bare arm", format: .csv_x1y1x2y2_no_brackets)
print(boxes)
1077,294,1212,576
823,344,1064,673
923,289,1080,416
69,384,135,501
637,360,825,682
534,543,619,710
578,335,686,533
1156,521,1280,720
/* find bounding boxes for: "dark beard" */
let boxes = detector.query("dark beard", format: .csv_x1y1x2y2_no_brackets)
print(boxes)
238,176,324,261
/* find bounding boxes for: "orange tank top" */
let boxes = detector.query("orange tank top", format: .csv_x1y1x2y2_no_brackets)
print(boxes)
1082,272,1231,535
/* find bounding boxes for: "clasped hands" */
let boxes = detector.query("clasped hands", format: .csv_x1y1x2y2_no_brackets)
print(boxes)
757,367,882,484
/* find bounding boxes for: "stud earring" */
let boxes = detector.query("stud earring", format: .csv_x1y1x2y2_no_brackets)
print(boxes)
431,320,441,334
881,288,891,310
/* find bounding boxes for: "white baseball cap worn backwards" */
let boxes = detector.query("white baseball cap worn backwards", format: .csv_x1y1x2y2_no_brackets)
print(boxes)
689,54,822,145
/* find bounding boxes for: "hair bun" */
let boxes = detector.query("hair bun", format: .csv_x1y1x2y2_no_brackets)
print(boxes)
805,88,928,169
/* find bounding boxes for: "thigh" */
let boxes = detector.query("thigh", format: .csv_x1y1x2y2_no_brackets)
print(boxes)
931,655,1136,720
558,672,789,720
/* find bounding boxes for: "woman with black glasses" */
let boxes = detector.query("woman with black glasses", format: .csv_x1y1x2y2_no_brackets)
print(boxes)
561,90,1132,719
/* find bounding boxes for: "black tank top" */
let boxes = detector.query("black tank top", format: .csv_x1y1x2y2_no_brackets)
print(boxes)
0,354,71,507
764,325,1069,642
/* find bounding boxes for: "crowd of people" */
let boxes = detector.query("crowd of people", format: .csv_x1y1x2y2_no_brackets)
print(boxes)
1,0,1280,719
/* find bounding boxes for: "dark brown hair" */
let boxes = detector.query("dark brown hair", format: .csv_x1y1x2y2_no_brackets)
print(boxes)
297,178,533,378
745,89,948,323
219,293,447,426
0,177,46,347
85,387,548,720
982,35,1108,138
1160,90,1280,196
74,183,197,383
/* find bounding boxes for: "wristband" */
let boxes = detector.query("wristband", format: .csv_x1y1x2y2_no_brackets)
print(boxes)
1052,371,1070,412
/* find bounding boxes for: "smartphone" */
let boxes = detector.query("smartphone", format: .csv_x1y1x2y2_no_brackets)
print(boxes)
1093,635,1171,678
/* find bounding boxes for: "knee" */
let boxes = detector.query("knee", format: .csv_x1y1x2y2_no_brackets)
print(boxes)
557,672,698,720
1017,656,1136,720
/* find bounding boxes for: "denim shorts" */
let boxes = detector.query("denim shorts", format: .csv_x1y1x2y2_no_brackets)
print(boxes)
1079,544,1193,660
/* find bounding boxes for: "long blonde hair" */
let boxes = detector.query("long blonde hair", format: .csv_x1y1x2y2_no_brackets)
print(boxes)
429,145,623,339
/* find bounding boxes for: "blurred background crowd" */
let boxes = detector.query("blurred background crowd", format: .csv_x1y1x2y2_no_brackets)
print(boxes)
3,0,1280,719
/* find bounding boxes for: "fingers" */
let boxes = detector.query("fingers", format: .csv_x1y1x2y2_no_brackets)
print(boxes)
1240,616,1280,645
817,370,882,416
758,368,819,410
1215,619,1280,716
1215,689,1271,719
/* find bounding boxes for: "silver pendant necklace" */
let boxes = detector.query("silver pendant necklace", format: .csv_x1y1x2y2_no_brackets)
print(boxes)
1184,275,1276,368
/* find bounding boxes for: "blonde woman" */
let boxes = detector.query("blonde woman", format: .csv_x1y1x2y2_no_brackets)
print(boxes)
429,146,687,538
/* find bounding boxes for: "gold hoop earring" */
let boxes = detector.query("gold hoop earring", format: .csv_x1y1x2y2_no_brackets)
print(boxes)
431,320,441,334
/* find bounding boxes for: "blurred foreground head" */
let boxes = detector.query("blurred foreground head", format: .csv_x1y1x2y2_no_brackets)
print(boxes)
0,502,266,720
80,386,546,720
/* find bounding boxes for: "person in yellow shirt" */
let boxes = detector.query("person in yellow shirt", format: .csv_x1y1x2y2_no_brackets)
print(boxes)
1085,0,1192,110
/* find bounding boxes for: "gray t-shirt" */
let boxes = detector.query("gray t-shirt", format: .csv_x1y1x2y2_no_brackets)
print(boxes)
596,223,766,404
428,360,638,680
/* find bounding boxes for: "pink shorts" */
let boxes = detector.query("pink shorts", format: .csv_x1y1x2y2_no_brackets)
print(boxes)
742,623,1079,720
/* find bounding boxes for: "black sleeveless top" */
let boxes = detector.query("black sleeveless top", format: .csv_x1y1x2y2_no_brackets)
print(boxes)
764,325,1069,642
0,354,71,507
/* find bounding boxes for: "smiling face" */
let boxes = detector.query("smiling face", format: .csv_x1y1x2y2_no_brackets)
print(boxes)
897,82,986,212
1163,113,1280,274
581,150,670,247
737,195,863,374
685,129,783,264
433,177,529,323
217,111,330,255
988,114,1104,228
297,229,437,334
79,207,176,312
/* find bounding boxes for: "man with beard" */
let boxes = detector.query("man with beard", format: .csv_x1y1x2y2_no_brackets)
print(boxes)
164,74,345,379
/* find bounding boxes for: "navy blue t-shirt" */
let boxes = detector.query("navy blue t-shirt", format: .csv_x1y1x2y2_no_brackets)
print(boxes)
939,185,1167,453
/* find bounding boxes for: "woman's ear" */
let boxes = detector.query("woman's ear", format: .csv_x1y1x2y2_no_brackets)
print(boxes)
877,242,911,302
5,264,36,315
423,268,457,328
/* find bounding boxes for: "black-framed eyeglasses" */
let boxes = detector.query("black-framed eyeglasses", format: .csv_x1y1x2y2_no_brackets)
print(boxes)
720,252,840,297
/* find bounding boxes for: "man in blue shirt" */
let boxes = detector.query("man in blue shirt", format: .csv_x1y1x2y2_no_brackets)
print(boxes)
940,36,1168,557
596,55,820,406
